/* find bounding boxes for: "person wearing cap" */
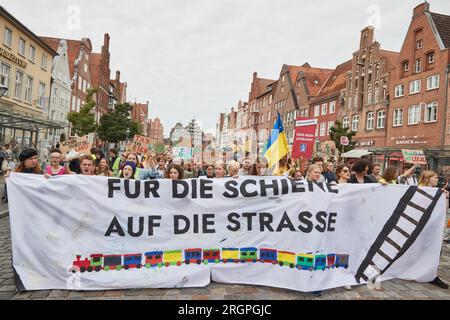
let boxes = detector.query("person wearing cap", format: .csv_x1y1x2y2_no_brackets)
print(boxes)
120,161,137,180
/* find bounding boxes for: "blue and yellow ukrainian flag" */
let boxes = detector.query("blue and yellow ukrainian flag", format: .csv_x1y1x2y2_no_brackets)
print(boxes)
263,112,289,168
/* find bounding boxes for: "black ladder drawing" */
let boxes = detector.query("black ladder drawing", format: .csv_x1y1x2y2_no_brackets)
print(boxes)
355,186,444,284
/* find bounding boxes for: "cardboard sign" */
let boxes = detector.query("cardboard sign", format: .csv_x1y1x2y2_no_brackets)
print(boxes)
128,135,152,154
402,149,427,164
291,118,318,160
60,136,91,159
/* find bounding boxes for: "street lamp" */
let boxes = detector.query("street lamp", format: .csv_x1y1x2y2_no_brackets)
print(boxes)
0,84,7,98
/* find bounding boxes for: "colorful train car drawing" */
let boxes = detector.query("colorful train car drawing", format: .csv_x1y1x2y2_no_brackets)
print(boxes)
259,248,277,264
70,254,102,273
240,247,257,263
296,254,314,271
335,254,349,269
326,254,336,269
103,254,122,271
123,254,142,269
203,249,220,264
278,251,296,268
184,248,202,264
164,250,183,267
144,251,163,268
314,254,327,271
221,248,239,263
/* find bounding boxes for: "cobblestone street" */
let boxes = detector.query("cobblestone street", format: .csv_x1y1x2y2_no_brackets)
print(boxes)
0,182,449,300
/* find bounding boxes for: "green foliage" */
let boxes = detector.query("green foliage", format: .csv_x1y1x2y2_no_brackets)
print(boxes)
67,88,98,136
155,143,165,154
97,102,143,143
329,120,357,153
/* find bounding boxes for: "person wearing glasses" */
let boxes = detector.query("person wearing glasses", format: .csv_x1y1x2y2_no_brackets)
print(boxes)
336,164,351,184
43,149,72,176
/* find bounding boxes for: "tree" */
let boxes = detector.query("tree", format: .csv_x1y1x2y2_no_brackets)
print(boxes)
67,88,98,136
329,120,357,154
97,102,143,144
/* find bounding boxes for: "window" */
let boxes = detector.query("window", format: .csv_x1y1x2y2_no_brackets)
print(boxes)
267,111,271,122
342,116,350,128
83,79,87,92
394,84,405,98
18,38,25,56
354,94,358,108
374,85,380,102
348,96,352,109
0,63,10,95
366,112,374,130
14,71,23,100
38,82,46,107
41,54,47,70
416,39,423,49
29,45,36,62
351,115,359,132
314,105,320,117
409,80,421,94
367,85,372,104
282,75,285,82
415,59,421,73
426,75,439,90
320,123,326,136
427,52,435,64
321,103,327,115
327,121,334,134
393,108,403,126
408,105,421,125
403,61,409,72
24,76,33,103
425,102,438,123
281,86,284,93
329,101,336,113
3,27,12,47
375,110,384,129
78,77,82,90
84,63,88,73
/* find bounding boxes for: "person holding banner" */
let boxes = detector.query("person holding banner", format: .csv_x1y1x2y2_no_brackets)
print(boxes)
306,164,322,182
398,163,418,186
214,161,226,178
140,154,166,180
417,170,449,289
119,153,141,179
79,155,95,176
120,161,137,180
378,166,399,185
43,149,71,176
227,160,240,178
349,160,374,184
96,158,113,177
336,164,351,184
165,163,184,180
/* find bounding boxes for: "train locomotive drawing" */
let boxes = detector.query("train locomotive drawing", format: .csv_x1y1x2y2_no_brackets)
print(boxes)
70,248,349,273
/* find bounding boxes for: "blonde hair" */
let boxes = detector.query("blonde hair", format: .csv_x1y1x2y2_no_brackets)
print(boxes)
418,170,438,187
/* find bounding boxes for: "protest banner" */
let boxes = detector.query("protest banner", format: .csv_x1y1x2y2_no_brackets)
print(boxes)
6,174,445,292
173,146,193,160
127,135,152,154
59,136,91,159
291,118,318,159
402,149,427,165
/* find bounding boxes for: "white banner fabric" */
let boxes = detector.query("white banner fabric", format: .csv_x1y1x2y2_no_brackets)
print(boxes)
6,173,446,292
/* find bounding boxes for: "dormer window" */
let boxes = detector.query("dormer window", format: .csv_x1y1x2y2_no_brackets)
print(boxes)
427,52,435,64
416,39,423,49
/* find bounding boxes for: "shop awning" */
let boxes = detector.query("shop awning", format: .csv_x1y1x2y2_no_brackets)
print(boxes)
341,149,373,158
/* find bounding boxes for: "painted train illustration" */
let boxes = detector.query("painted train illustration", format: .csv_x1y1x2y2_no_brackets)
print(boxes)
69,248,349,273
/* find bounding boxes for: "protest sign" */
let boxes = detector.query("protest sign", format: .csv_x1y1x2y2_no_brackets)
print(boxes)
173,146,193,160
7,174,445,292
59,136,91,159
127,135,152,154
292,118,318,159
402,149,427,165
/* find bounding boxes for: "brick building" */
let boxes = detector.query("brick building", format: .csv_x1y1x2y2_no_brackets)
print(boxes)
386,2,450,172
109,70,127,108
131,101,149,135
338,27,399,152
147,117,164,144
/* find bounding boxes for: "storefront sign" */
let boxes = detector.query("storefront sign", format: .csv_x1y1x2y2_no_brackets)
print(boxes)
0,47,27,68
356,140,375,147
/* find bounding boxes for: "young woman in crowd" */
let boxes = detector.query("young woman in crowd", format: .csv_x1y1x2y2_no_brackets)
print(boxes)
288,168,304,180
417,170,449,289
94,149,105,167
323,162,337,184
165,163,184,180
335,164,351,184
119,152,141,179
349,159,374,184
120,161,137,180
306,164,322,182
15,149,42,174
96,158,113,177
378,166,398,185
227,160,240,178
214,161,226,178
203,164,215,178
44,149,71,176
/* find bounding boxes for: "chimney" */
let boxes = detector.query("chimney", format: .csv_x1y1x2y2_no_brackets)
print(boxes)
413,2,429,17
253,72,257,81
115,70,120,82
103,33,110,50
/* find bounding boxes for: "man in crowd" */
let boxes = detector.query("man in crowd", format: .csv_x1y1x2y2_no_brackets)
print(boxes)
398,163,418,185
368,163,381,182
79,155,95,176
238,157,252,176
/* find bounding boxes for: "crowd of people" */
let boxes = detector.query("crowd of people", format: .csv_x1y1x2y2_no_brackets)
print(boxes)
1,146,449,291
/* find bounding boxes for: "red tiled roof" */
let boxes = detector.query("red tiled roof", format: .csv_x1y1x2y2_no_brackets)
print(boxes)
315,59,353,98
430,12,450,49
288,64,334,96
40,37,60,53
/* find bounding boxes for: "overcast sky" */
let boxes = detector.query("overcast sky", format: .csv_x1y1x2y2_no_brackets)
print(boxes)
2,0,449,136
